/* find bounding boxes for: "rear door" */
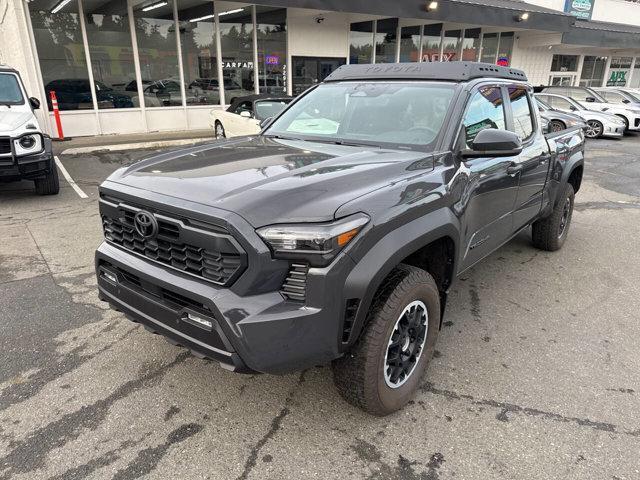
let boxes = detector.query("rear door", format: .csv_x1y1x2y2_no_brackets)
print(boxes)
507,86,551,230
458,85,521,271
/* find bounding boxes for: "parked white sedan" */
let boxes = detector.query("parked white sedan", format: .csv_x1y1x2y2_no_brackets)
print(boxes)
210,94,292,138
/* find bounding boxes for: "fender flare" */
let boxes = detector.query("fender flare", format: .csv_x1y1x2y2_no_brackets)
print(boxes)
341,207,460,348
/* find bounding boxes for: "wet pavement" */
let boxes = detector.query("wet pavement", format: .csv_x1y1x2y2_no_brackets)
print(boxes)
1,134,639,480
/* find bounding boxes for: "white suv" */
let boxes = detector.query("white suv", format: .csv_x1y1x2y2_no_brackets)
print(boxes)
543,85,640,133
0,65,58,194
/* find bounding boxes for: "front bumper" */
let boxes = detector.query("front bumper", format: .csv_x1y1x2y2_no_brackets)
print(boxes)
0,137,54,182
96,238,355,374
602,124,625,138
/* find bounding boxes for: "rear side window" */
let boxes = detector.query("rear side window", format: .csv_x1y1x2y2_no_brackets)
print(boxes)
508,87,534,140
566,87,590,102
462,86,506,147
601,91,625,104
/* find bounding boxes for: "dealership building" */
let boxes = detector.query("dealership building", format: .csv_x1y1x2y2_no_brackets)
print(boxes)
1,0,639,137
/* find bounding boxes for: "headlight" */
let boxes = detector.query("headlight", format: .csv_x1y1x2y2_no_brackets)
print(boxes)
13,134,43,156
257,213,370,267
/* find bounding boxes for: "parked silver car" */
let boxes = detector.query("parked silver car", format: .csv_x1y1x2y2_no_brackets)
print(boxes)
534,93,625,138
535,97,586,133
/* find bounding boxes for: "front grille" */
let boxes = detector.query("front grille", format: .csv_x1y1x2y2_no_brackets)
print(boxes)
280,263,309,301
100,198,245,286
0,137,11,155
103,262,211,314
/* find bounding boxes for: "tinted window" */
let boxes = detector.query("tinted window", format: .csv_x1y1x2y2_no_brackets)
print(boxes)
508,87,534,140
462,87,506,147
0,73,25,104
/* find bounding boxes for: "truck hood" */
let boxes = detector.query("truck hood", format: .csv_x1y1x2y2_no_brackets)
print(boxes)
0,110,36,134
107,136,435,226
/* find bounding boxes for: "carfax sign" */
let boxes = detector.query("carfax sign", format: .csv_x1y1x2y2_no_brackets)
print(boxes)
564,0,595,19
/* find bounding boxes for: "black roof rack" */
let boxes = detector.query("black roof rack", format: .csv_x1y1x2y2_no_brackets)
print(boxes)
324,62,528,83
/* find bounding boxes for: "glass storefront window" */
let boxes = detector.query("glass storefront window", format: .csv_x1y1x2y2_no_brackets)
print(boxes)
83,0,136,109
349,21,373,64
480,33,498,64
29,0,92,111
421,24,442,62
442,29,461,62
256,7,287,95
399,25,421,63
218,5,255,103
607,56,633,86
497,32,514,66
133,0,182,107
177,0,219,105
461,28,480,61
374,18,398,63
580,56,607,87
551,55,579,72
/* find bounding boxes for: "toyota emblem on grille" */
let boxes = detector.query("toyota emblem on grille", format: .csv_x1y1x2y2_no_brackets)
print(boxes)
134,211,158,238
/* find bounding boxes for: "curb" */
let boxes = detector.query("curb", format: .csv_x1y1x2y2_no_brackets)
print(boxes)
60,137,217,155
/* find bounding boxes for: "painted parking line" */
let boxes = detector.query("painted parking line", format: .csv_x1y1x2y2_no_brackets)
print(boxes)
54,155,88,199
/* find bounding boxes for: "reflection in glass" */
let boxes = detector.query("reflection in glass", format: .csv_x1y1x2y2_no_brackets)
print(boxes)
133,0,182,107
442,29,461,62
29,0,92,110
84,0,136,109
177,0,219,105
374,18,398,64
462,87,506,147
421,24,442,62
580,56,607,87
399,26,421,63
256,7,287,95
497,32,514,66
480,33,498,64
349,21,373,64
461,28,480,62
218,6,255,103
508,87,533,140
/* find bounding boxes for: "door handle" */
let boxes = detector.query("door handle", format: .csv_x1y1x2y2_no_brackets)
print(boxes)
506,163,524,176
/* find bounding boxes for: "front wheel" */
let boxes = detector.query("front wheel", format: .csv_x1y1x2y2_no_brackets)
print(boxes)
616,115,629,132
214,121,226,139
585,120,603,138
34,164,60,195
531,183,575,251
549,120,566,133
332,264,440,416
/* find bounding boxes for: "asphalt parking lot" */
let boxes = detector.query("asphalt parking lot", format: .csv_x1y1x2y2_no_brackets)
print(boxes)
1,134,640,480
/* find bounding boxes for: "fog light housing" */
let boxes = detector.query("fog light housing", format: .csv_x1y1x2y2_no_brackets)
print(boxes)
181,312,213,331
101,269,118,284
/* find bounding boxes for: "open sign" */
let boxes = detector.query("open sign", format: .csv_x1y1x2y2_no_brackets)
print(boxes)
265,55,280,65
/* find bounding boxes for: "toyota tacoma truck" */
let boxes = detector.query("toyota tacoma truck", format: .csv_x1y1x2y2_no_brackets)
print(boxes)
96,62,585,415
0,65,58,195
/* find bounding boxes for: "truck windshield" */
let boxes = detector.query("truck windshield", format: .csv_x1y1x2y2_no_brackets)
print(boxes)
264,81,456,149
0,73,25,105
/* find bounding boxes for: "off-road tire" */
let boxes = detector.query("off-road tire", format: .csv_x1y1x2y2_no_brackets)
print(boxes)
34,165,60,195
531,183,575,251
332,264,440,416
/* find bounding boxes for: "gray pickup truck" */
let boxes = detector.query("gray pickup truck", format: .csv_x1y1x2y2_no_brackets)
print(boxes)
96,62,585,415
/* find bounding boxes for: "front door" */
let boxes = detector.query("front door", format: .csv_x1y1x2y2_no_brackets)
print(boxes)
458,85,521,271
292,56,346,95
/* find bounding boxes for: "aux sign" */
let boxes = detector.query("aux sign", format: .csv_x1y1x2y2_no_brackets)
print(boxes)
564,0,595,20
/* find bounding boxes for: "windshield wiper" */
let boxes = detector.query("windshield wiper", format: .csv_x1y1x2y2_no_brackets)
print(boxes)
302,138,381,148
263,134,303,141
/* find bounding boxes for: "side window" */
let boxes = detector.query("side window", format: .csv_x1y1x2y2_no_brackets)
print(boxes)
462,86,506,147
554,97,573,110
508,87,534,140
603,91,624,104
234,101,253,115
567,87,588,101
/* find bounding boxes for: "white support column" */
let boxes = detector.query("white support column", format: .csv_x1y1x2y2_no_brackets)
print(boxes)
458,28,465,61
22,0,53,136
252,6,259,94
78,0,102,134
575,54,585,86
395,23,401,63
285,9,291,96
372,20,377,64
438,26,444,61
128,0,148,131
173,0,188,129
602,55,613,87
214,9,225,106
628,56,637,87
418,25,424,62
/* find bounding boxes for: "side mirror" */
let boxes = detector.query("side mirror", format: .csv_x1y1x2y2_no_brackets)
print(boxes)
461,129,523,158
585,96,596,103
622,99,630,104
239,110,252,118
260,116,274,129
569,105,577,111
29,97,41,109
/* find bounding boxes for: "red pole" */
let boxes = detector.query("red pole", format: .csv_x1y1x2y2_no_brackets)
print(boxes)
49,90,64,140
